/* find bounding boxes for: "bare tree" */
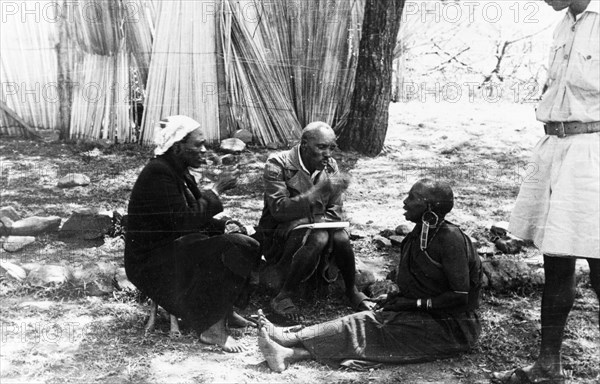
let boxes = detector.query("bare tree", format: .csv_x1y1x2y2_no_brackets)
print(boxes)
337,0,406,156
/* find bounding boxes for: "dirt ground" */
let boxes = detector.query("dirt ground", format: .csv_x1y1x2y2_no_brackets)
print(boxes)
1,100,598,384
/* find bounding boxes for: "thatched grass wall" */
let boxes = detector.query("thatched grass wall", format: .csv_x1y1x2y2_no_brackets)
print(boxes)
67,0,153,143
216,0,364,145
0,0,59,136
2,0,365,146
139,0,220,145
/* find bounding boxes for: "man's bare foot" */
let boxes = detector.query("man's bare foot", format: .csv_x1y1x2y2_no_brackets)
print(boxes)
200,319,245,353
257,309,302,347
491,363,566,384
257,322,294,372
228,311,257,328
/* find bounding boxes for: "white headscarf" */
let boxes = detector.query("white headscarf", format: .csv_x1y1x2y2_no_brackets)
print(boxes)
154,115,203,156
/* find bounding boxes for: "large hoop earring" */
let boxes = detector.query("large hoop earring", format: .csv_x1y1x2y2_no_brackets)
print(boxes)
420,209,439,251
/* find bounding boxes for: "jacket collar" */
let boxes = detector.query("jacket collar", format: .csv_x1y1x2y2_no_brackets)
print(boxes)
283,144,336,174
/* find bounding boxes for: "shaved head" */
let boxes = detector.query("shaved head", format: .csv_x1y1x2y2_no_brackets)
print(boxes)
415,178,454,217
301,122,335,143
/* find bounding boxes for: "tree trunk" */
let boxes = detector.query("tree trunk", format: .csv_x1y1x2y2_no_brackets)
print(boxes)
57,1,72,141
337,0,405,156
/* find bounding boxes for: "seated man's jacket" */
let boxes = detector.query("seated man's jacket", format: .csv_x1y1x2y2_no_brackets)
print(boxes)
257,145,343,262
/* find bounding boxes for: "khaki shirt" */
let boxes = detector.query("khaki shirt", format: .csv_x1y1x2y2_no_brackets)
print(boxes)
536,1,600,123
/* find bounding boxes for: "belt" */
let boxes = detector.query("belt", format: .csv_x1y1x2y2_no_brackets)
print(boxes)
544,121,600,138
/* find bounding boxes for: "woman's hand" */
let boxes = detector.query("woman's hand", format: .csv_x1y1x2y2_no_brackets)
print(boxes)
376,294,416,312
214,167,240,194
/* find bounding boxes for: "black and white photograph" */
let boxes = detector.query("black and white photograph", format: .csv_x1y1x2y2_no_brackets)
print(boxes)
0,1,598,383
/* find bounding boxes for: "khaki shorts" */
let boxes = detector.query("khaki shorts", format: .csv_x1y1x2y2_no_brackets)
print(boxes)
509,132,600,259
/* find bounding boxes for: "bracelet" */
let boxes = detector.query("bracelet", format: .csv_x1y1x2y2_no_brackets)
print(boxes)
426,298,432,310
416,298,422,309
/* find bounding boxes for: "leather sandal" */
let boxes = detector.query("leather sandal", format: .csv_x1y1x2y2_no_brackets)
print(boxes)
270,297,304,323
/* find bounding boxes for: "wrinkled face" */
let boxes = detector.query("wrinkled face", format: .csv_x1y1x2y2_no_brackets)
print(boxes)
544,0,573,11
402,182,431,223
301,128,337,172
177,128,206,168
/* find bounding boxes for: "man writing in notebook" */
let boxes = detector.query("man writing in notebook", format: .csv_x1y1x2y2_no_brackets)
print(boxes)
257,122,374,322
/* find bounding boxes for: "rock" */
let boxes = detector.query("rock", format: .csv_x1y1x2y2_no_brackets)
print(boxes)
219,154,237,165
26,265,73,286
10,216,61,236
494,236,523,254
59,208,112,240
0,206,20,222
114,267,136,291
233,129,253,144
395,224,412,236
368,280,399,298
220,138,246,154
355,258,379,292
355,269,376,292
481,257,544,292
349,229,368,240
477,245,497,256
0,260,27,281
2,236,35,252
379,229,395,238
266,142,280,150
71,262,118,296
388,235,405,247
58,173,90,188
490,221,510,238
372,235,392,248
85,279,114,296
468,235,481,248
0,216,13,236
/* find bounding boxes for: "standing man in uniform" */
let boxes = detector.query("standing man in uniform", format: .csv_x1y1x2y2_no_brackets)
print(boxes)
492,1,599,383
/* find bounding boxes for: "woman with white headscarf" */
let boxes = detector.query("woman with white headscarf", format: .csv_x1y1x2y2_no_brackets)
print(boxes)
125,116,260,353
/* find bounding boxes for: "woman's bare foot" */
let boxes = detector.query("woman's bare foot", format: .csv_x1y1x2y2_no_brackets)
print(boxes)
227,310,257,328
200,318,245,353
257,323,295,372
257,309,302,347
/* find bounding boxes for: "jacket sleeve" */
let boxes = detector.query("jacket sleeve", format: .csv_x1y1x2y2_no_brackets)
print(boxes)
263,160,313,222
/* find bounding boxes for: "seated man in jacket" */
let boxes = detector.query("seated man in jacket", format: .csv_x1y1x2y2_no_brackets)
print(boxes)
257,122,373,322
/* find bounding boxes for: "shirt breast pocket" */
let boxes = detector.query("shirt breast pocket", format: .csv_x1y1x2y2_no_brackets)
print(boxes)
570,45,600,92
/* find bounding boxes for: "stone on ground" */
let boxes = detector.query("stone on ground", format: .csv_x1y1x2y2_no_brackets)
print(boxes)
395,224,412,236
2,236,36,252
0,260,27,281
481,256,544,292
349,228,368,240
220,138,246,154
58,173,90,188
0,206,20,222
490,221,510,237
372,235,392,248
355,257,378,292
59,208,112,240
219,154,237,165
26,264,73,286
388,235,405,247
233,129,253,144
10,216,62,236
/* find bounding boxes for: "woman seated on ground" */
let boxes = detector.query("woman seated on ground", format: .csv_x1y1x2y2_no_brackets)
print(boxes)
257,178,482,371
125,115,260,353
